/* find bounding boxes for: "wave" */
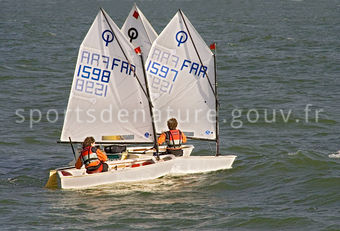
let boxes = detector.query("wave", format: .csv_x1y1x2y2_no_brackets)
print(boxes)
232,216,312,230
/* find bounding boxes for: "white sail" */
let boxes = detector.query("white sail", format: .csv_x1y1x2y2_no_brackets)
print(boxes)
145,10,216,140
61,9,154,143
121,4,158,61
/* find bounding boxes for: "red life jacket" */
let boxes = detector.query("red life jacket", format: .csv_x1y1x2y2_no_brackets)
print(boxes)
165,130,183,149
80,146,102,173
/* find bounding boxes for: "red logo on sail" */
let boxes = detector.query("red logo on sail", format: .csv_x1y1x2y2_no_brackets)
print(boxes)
133,10,139,19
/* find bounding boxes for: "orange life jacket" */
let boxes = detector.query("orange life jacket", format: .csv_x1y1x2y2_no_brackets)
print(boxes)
80,146,101,172
165,130,183,149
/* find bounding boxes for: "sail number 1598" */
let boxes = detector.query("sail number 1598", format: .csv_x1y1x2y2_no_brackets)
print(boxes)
74,65,109,97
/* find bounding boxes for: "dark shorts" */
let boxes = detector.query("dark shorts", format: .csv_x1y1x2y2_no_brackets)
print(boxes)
87,162,109,174
101,163,109,172
166,149,183,157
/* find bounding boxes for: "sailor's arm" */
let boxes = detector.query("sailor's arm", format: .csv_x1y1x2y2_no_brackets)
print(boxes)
75,156,83,169
157,133,166,145
96,149,108,162
181,131,187,143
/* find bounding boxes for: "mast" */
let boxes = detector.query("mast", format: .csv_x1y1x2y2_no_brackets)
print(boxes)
213,45,220,156
139,50,159,157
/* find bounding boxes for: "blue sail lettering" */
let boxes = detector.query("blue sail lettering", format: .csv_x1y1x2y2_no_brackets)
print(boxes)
180,59,191,71
111,58,120,70
190,62,199,75
198,65,207,78
102,55,109,69
81,51,90,64
121,61,129,74
91,53,100,66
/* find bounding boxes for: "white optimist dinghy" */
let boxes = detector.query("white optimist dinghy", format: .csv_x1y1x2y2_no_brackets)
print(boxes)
145,9,236,173
46,8,236,189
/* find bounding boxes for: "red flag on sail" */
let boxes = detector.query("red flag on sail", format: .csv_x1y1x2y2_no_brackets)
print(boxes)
133,10,139,19
210,43,216,50
134,46,141,54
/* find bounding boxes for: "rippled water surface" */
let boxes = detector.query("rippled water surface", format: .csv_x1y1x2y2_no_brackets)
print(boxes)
1,0,340,230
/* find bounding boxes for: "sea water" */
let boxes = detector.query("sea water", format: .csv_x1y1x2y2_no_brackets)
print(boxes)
1,0,340,230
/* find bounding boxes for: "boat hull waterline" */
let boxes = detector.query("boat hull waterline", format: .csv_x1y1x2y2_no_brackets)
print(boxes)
51,155,236,189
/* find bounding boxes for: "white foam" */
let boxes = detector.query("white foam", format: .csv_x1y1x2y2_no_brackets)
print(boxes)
328,151,340,158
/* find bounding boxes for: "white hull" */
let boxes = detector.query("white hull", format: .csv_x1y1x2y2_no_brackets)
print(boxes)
171,155,237,174
58,156,174,189
52,153,236,189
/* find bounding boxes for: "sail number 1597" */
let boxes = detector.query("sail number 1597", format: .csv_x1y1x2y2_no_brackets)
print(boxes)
146,61,178,82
